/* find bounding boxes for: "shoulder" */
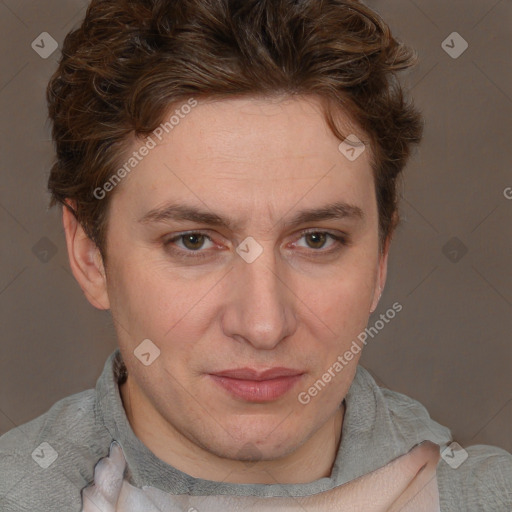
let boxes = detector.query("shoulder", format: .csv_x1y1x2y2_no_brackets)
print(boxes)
0,389,112,512
437,443,512,511
352,366,453,447
352,367,512,509
382,386,453,442
371,376,512,509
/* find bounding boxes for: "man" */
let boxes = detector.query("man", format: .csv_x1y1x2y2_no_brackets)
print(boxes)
0,0,510,510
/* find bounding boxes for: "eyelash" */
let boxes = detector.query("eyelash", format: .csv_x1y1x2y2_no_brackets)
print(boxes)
163,229,349,260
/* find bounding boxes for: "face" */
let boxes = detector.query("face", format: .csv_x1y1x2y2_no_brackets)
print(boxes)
85,95,387,462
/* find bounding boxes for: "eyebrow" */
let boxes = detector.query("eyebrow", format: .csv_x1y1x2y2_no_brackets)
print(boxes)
138,201,364,230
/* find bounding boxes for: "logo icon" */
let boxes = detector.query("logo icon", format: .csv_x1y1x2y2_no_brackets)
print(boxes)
441,442,468,469
32,237,58,263
338,134,366,161
442,237,468,263
237,442,263,468
31,32,59,59
442,32,468,59
134,339,161,366
31,442,58,469
236,237,263,264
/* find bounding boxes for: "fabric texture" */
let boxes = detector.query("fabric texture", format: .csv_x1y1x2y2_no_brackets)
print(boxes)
0,348,510,511
81,439,442,511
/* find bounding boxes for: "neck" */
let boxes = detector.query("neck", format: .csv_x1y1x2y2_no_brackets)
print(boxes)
119,375,345,484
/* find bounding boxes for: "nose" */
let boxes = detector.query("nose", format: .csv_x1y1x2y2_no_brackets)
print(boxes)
221,246,297,350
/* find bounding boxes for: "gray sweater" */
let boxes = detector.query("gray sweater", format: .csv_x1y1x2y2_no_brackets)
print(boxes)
0,349,510,511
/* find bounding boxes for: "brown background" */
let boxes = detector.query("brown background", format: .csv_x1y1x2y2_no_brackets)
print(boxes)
1,0,511,454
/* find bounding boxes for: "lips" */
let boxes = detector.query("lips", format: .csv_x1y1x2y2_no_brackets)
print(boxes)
209,367,305,402
212,367,303,381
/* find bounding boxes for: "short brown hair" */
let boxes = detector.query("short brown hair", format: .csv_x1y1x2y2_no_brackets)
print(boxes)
47,0,423,261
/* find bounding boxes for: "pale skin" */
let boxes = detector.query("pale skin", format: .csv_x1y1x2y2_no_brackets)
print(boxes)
63,95,390,485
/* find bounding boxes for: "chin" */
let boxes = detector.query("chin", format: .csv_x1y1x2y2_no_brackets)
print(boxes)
214,428,299,462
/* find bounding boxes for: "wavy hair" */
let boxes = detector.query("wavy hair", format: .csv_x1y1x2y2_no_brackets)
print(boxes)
47,0,423,260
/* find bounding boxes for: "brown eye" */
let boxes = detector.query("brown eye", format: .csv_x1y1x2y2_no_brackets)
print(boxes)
304,232,328,249
163,232,216,259
292,230,349,257
181,233,206,250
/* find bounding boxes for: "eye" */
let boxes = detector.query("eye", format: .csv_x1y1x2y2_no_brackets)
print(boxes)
163,231,216,259
177,233,212,251
163,229,349,262
293,230,348,253
298,232,332,250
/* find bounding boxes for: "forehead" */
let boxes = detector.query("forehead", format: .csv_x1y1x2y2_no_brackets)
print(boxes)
111,95,375,225
159,95,366,169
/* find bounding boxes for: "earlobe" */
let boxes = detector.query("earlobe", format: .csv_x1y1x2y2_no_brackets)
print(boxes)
62,200,110,310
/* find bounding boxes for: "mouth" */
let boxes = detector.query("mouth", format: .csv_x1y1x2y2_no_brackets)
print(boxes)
208,367,305,403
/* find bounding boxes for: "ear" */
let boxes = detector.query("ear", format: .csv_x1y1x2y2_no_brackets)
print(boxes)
369,232,392,314
62,200,110,310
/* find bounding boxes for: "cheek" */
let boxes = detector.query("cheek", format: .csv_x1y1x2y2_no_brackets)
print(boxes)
105,255,173,337
296,254,378,331
106,253,220,349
